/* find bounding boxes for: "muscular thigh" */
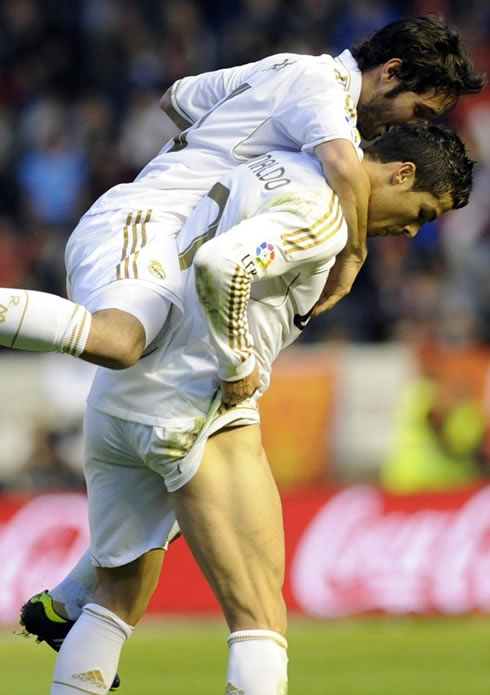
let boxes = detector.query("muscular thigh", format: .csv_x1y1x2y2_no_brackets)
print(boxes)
171,424,286,634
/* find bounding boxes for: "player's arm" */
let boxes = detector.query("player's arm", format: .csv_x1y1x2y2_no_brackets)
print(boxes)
312,138,371,315
160,88,192,131
193,202,346,405
274,63,370,313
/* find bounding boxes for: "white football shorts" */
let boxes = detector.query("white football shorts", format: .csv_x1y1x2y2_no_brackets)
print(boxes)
84,399,260,567
65,207,185,312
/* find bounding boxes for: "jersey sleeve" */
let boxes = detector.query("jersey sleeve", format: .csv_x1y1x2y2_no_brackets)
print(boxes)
193,193,347,382
170,62,257,127
275,60,362,159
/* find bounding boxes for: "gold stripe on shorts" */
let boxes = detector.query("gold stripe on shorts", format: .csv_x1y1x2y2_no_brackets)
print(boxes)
116,209,152,280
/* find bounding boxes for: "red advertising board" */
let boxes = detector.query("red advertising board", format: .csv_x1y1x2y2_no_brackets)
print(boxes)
0,492,91,625
287,485,490,617
1,486,490,624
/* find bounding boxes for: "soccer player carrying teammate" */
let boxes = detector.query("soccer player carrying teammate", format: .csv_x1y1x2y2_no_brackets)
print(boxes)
0,16,485,370
22,123,474,694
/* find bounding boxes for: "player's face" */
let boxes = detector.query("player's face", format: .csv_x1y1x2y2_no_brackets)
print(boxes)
367,176,453,239
358,74,451,141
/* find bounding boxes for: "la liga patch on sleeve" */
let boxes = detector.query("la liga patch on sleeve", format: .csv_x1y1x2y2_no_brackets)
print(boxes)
256,241,275,269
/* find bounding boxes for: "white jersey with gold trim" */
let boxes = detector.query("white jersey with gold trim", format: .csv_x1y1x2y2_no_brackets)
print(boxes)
84,50,362,221
87,150,347,460
169,49,360,132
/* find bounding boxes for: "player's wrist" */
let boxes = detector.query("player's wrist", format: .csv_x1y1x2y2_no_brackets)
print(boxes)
217,354,256,382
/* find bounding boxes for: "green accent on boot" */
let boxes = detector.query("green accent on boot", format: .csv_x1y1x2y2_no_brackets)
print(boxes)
30,592,68,624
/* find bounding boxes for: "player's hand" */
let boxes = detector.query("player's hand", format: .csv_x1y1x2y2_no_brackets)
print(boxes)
220,363,260,407
312,246,367,316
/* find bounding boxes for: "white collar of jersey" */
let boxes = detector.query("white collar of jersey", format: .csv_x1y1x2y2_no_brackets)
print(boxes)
334,49,362,106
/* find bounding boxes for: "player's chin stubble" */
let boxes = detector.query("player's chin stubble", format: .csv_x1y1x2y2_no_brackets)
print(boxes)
356,104,380,141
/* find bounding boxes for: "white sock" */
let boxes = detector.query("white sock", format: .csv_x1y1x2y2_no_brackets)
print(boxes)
50,549,96,621
51,603,133,695
0,288,91,357
226,630,288,695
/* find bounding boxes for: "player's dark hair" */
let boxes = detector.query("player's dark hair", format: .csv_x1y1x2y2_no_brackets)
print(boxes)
351,16,486,102
364,123,474,209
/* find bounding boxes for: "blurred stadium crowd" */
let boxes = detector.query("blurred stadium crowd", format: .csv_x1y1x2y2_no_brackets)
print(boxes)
0,0,489,490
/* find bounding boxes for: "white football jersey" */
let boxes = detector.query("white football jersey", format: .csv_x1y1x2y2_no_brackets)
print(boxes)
88,150,348,458
83,50,362,221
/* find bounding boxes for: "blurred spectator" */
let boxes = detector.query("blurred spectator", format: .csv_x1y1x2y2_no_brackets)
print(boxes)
0,0,488,492
119,88,177,171
16,98,88,227
439,91,490,344
381,374,489,492
218,0,288,64
0,0,486,340
0,215,33,287
6,426,85,491
160,0,217,80
330,0,402,53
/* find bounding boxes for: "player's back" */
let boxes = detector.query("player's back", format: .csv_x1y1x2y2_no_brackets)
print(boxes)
84,51,358,219
87,149,342,431
176,150,342,386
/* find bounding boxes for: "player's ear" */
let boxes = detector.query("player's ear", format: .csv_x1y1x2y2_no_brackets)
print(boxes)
381,58,403,84
392,162,416,186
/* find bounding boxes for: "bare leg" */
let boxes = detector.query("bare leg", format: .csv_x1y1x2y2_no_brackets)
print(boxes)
50,549,165,695
172,424,288,694
92,548,164,626
172,424,287,635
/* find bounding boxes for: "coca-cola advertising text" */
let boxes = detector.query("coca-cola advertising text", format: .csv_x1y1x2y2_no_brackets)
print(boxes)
1,486,489,624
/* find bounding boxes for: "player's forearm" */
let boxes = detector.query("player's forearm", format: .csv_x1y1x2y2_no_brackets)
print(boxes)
193,243,257,382
328,170,369,261
315,139,370,260
311,140,370,314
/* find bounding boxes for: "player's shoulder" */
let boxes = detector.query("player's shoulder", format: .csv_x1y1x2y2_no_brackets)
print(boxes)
254,51,335,77
238,150,326,196
222,151,332,226
246,152,347,255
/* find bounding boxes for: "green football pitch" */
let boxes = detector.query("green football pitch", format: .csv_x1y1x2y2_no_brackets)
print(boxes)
2,616,489,694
